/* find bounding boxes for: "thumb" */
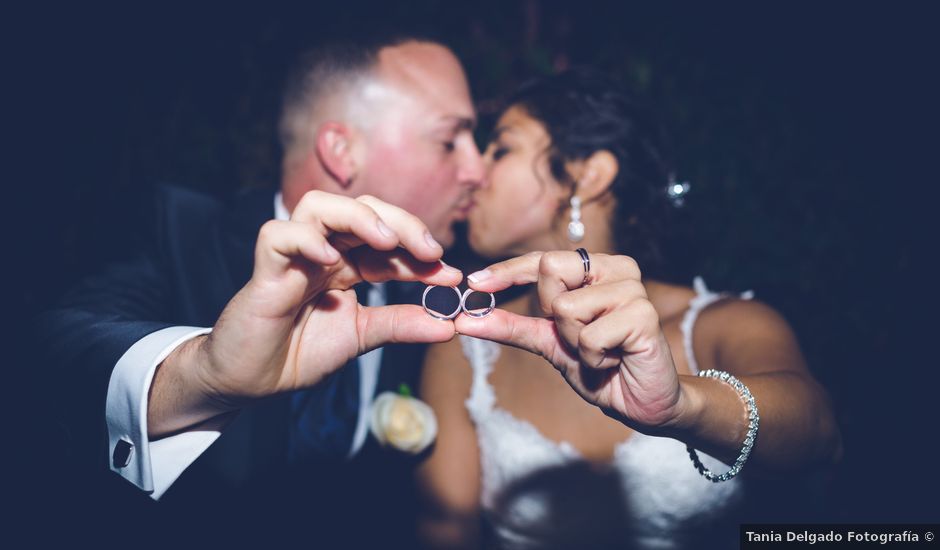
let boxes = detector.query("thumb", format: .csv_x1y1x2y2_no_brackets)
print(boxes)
358,304,456,353
455,309,561,362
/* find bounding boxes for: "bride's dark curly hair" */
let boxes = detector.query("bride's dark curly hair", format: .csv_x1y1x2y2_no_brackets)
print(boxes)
504,68,681,278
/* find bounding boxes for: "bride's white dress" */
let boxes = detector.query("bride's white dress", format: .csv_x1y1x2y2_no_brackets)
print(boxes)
460,278,753,549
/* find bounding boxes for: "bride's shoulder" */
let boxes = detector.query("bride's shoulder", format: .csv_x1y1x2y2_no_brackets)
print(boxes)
646,280,697,323
694,297,801,358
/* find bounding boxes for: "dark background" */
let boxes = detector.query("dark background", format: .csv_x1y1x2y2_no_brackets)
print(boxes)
11,0,938,536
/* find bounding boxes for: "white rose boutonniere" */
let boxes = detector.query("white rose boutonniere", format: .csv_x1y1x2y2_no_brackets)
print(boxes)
370,384,437,454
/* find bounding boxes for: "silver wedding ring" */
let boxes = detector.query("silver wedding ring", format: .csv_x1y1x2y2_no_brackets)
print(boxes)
575,247,591,286
422,286,496,319
422,285,462,320
460,288,495,318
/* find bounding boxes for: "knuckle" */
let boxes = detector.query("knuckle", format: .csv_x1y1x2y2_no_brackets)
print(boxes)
578,327,601,352
515,251,543,273
620,278,647,298
616,255,641,278
257,220,280,242
302,189,328,203
398,208,423,229
507,317,530,353
352,202,380,223
539,298,554,317
388,307,403,343
525,250,545,261
635,298,658,319
635,300,661,332
539,251,567,276
551,294,578,318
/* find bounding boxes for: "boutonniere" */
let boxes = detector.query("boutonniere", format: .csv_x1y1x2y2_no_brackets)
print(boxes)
370,383,438,454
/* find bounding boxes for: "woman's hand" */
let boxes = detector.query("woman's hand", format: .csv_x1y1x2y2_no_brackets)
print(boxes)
455,251,689,433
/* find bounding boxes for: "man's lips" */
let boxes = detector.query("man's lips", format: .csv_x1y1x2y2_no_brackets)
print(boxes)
453,200,476,220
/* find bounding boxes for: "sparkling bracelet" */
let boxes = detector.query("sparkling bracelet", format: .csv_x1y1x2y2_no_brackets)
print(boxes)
686,369,759,482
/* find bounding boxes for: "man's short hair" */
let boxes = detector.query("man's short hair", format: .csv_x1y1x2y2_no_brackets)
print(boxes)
278,34,435,159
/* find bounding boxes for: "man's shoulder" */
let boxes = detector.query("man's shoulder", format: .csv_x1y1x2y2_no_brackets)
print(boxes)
150,183,275,237
153,184,225,220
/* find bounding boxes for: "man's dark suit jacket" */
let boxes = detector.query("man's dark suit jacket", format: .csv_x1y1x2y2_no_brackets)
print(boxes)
39,184,429,544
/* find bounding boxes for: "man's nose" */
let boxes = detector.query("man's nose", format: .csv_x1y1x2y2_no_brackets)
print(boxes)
458,141,486,187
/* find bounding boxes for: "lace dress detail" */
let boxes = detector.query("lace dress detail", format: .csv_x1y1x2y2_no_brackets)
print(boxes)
461,278,753,549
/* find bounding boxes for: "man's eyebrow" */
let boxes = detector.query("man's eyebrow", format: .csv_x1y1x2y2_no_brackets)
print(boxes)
439,116,476,131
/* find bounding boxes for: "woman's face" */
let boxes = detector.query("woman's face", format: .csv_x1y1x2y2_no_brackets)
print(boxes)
468,106,569,258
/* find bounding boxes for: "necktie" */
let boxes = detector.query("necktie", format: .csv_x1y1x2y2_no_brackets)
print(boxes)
287,283,370,463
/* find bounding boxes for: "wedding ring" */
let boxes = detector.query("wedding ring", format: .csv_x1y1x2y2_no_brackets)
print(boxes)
575,247,591,286
422,285,462,320
460,288,495,318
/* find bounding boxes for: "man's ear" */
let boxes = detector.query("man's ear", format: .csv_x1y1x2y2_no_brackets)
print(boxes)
315,121,359,187
571,150,619,201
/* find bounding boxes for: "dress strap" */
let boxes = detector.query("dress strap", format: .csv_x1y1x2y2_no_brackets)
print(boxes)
680,277,754,375
460,335,501,420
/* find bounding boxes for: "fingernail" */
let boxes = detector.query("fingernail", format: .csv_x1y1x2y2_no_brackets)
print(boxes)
376,219,395,238
440,260,461,274
424,231,442,250
467,269,491,284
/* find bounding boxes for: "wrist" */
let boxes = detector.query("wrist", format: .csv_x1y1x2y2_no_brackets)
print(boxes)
186,333,242,416
684,369,760,482
659,375,707,437
148,334,233,437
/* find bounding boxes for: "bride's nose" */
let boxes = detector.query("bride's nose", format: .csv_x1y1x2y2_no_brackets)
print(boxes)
475,161,494,191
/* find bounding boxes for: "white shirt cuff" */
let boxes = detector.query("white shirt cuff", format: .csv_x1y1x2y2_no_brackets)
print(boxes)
106,326,217,500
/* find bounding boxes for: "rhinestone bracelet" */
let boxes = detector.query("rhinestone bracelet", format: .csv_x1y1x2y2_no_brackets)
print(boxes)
686,369,759,482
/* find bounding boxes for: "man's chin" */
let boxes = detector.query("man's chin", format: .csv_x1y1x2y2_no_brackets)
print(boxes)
431,227,456,250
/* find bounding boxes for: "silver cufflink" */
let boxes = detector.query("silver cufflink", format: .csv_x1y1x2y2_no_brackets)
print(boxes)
112,438,134,468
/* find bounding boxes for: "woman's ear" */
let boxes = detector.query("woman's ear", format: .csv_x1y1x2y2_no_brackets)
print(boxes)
315,121,359,187
571,150,618,201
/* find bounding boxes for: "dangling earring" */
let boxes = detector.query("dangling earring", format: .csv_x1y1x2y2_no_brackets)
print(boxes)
567,196,584,242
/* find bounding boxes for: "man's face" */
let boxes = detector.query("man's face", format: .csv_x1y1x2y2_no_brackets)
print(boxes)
354,42,484,248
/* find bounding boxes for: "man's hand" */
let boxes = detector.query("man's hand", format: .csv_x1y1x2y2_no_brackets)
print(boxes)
150,191,462,436
455,251,687,433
